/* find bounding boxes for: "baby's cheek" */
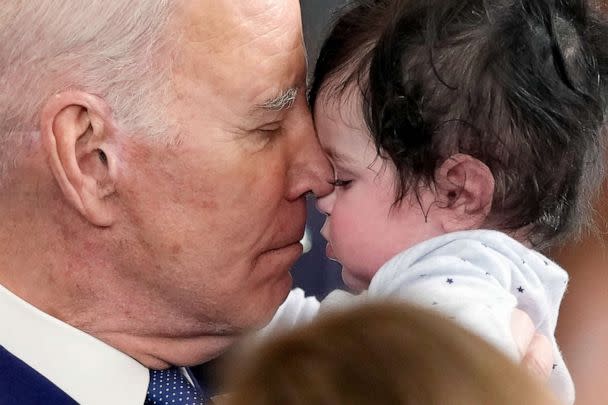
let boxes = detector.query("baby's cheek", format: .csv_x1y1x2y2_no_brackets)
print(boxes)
328,215,357,258
331,214,385,278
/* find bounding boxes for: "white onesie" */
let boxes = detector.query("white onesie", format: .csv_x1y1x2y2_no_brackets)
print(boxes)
264,230,574,404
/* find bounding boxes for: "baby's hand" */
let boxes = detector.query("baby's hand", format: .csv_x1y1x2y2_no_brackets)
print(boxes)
511,308,553,381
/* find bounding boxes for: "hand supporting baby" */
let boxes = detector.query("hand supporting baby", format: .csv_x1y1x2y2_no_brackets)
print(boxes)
513,308,553,381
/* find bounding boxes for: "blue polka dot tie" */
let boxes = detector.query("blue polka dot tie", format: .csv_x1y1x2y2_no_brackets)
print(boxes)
145,367,206,405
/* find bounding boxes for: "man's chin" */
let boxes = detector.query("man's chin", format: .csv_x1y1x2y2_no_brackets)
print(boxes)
259,271,294,325
239,267,294,333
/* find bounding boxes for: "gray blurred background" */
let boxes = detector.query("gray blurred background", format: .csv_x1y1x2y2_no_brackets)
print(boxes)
291,0,349,298
300,0,347,65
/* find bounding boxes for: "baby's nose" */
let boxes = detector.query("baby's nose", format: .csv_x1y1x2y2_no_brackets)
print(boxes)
315,189,335,216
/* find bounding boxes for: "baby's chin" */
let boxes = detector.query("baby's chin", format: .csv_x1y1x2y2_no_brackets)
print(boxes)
341,267,372,293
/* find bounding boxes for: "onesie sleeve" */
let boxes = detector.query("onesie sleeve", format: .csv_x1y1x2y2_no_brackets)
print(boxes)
367,238,523,360
258,288,321,337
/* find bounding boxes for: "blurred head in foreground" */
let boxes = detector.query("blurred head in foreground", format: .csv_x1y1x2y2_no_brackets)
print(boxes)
225,302,559,405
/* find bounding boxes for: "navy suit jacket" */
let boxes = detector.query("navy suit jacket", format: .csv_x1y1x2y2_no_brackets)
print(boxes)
0,345,78,404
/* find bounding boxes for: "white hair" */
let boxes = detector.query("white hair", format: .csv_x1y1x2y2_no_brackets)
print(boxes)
0,0,179,180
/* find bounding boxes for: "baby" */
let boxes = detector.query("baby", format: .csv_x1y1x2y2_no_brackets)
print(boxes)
264,0,608,403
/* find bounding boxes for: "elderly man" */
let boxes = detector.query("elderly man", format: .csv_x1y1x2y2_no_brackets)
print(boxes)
0,1,551,404
0,0,331,403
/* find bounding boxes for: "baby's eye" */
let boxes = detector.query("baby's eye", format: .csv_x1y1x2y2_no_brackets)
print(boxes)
329,179,352,188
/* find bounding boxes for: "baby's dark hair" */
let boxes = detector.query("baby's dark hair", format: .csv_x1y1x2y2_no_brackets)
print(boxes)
310,0,608,249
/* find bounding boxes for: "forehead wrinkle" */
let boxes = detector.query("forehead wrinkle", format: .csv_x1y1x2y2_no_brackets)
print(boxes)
179,0,297,55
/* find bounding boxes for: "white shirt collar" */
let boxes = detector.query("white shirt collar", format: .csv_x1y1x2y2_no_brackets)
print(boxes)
0,282,149,405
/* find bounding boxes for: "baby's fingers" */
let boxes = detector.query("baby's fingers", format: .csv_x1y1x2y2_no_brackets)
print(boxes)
510,308,553,381
511,308,535,357
522,333,553,381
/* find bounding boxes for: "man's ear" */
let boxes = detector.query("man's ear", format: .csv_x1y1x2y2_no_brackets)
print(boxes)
434,153,495,232
40,91,118,227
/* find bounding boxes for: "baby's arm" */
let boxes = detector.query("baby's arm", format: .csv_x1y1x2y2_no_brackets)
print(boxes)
372,261,520,359
366,232,562,362
367,237,573,404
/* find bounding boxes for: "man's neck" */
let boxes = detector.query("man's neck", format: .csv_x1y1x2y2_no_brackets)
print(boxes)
95,330,236,369
0,203,239,370
0,247,237,370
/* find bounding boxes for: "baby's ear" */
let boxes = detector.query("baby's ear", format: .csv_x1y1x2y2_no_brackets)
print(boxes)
434,154,495,232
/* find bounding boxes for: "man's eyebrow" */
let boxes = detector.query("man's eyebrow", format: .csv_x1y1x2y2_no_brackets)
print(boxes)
255,87,299,112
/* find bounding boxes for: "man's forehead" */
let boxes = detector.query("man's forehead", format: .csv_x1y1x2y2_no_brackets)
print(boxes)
171,0,307,119
180,0,301,48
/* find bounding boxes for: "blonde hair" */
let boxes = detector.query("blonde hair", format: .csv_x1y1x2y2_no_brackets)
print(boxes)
225,301,559,405
0,0,178,180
